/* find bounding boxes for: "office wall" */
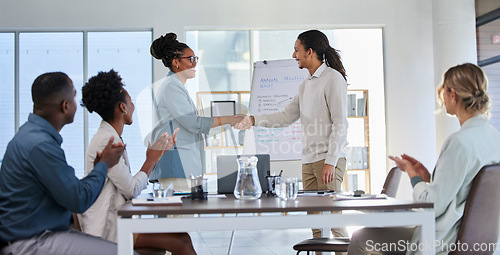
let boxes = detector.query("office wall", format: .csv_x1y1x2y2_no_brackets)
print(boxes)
0,0,438,198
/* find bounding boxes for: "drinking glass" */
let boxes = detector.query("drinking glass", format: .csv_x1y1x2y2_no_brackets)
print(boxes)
274,176,282,197
280,177,298,200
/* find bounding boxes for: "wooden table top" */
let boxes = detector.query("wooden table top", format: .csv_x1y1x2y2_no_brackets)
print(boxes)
118,195,433,218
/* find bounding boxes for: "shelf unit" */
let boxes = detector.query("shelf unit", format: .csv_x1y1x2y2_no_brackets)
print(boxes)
196,90,250,149
343,89,370,193
196,91,250,173
196,91,250,116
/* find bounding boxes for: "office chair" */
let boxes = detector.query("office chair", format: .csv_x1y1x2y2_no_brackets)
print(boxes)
450,164,500,255
293,167,403,255
71,213,166,255
133,248,167,255
379,166,402,197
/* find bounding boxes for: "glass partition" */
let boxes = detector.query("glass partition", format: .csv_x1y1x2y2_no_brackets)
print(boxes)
87,31,153,175
19,32,84,172
0,33,15,163
186,28,385,192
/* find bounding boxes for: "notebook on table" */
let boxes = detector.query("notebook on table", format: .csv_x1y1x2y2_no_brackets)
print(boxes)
216,154,270,194
131,196,183,206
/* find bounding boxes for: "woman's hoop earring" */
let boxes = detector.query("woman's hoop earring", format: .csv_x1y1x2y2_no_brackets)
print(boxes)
176,65,179,69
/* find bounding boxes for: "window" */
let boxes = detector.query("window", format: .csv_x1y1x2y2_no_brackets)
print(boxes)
253,30,302,61
186,28,384,109
1,30,152,178
19,32,84,171
482,65,500,130
0,33,15,163
87,31,153,174
187,31,251,94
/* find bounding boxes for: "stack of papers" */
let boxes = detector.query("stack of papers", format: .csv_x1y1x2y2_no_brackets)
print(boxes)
132,196,183,206
297,191,335,197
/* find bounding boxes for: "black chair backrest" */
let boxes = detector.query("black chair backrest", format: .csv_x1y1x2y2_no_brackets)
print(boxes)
451,164,500,255
380,167,402,197
292,167,404,255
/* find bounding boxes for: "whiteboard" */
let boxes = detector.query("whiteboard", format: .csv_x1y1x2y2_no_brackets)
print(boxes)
249,59,309,161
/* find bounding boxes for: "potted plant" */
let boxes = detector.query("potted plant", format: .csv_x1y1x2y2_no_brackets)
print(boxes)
211,134,219,146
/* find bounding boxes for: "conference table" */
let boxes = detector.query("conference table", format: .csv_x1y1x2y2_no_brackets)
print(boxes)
117,195,434,255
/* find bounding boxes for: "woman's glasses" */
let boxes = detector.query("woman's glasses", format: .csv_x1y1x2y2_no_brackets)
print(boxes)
179,56,199,64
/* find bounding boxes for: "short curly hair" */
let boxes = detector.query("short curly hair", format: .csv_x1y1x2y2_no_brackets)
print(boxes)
82,69,126,122
32,72,73,110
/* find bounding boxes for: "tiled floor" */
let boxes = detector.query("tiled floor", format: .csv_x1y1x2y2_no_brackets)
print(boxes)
188,228,500,255
190,229,317,255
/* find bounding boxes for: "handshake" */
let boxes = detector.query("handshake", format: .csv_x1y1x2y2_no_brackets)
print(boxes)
230,114,253,130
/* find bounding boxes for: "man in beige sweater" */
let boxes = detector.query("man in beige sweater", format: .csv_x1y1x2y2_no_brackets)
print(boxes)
236,30,349,241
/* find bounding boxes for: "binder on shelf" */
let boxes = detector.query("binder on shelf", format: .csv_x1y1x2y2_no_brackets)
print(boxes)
346,147,353,169
343,90,369,192
347,172,358,191
346,146,368,169
355,147,362,169
349,147,355,169
357,97,367,116
348,147,358,169
362,147,368,169
348,94,357,117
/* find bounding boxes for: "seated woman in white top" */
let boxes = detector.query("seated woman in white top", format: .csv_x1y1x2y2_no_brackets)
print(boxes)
347,63,500,254
79,69,196,255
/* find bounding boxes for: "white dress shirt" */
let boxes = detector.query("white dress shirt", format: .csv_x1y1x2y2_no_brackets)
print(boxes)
79,120,148,242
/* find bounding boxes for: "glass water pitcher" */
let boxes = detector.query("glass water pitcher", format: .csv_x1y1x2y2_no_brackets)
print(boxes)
234,156,262,200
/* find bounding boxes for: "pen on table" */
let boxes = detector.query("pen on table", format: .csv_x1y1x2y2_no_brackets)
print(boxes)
298,190,335,194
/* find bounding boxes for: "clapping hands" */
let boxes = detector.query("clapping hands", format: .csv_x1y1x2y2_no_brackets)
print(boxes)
149,128,179,151
146,128,179,162
388,154,431,182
